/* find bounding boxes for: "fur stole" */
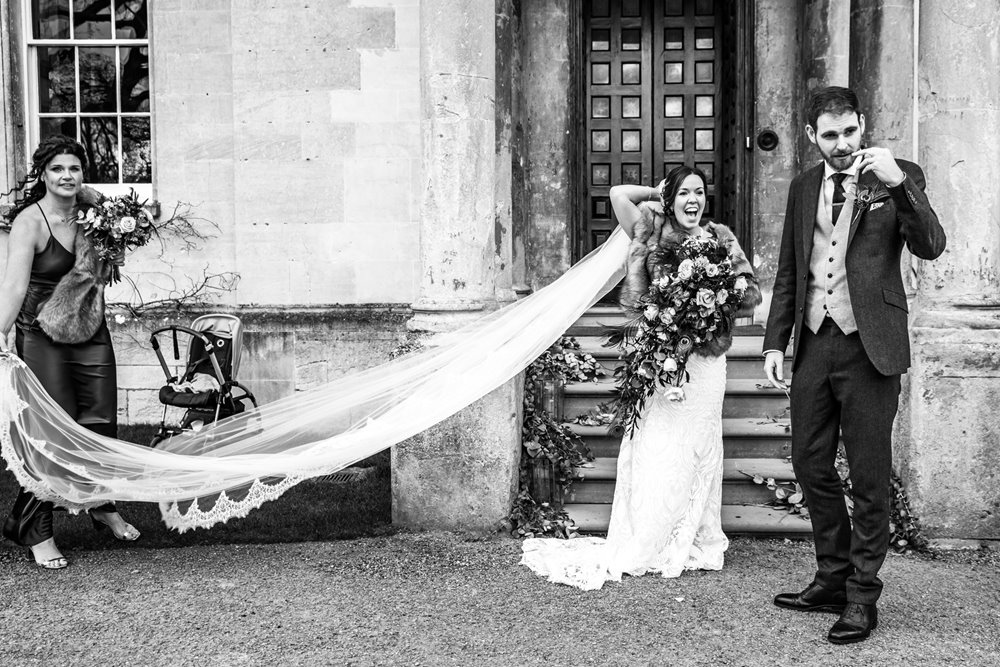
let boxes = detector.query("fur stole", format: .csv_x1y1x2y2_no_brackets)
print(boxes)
619,204,762,357
36,228,111,344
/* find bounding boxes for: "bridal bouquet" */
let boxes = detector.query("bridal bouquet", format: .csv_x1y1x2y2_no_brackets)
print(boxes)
77,189,156,283
608,235,750,436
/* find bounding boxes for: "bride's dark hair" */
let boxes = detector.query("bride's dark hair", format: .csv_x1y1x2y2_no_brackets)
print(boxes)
2,134,89,224
659,164,708,222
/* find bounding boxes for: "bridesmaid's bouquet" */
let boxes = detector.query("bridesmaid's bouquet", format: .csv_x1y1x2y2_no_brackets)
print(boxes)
608,235,750,436
77,189,157,283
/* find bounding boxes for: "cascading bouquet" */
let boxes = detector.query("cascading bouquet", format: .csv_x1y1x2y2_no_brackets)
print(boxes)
77,189,157,283
607,234,751,436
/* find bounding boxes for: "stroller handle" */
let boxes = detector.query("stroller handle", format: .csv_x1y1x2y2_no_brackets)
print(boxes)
149,325,227,385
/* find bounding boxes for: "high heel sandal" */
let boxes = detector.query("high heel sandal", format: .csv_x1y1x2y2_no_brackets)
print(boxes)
28,538,68,570
90,510,141,542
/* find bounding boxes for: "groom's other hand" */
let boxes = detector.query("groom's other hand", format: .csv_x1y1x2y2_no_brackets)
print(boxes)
852,146,906,187
764,350,787,390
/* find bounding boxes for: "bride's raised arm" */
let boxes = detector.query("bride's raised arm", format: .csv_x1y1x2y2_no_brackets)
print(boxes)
609,182,664,238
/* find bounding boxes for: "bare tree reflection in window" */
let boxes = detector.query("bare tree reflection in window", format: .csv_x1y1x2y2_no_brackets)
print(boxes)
81,116,119,183
122,117,151,183
80,47,116,113
120,47,149,112
37,46,76,113
74,0,112,39
115,0,148,39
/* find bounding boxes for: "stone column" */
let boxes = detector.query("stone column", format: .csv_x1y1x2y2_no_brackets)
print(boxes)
849,0,915,158
522,0,576,289
393,0,521,533
408,0,500,332
752,0,801,309
797,0,850,166
898,0,1000,540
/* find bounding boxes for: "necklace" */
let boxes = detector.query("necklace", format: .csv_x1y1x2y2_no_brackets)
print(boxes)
39,202,77,226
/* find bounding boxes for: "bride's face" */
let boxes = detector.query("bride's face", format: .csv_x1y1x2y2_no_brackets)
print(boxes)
670,174,706,232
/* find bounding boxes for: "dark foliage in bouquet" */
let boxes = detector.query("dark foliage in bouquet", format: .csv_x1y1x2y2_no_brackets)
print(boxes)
608,234,752,437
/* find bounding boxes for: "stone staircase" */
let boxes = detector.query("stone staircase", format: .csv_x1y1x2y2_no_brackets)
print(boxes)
560,305,812,536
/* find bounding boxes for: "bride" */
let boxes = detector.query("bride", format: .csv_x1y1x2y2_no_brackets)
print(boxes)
520,165,761,590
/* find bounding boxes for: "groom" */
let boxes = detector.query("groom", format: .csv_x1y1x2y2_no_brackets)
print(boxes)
762,86,946,644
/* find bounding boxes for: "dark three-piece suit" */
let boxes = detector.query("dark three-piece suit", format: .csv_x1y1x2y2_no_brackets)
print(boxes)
763,159,946,604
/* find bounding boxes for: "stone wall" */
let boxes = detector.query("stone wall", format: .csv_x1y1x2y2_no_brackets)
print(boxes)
148,0,421,307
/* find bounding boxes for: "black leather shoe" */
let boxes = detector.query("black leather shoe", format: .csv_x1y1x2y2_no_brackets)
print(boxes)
828,602,878,644
773,582,847,613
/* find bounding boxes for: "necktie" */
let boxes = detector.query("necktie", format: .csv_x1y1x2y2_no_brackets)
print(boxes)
831,172,848,225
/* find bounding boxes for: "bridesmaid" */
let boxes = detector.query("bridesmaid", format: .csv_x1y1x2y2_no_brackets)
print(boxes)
0,135,140,570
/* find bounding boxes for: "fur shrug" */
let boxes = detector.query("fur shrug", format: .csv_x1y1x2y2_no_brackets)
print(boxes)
35,228,112,344
619,203,762,357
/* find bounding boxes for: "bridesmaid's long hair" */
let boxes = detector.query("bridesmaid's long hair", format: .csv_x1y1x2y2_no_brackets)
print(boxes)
658,164,709,226
2,134,89,225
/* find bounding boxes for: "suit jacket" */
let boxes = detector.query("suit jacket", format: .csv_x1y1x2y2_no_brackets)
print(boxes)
763,159,946,376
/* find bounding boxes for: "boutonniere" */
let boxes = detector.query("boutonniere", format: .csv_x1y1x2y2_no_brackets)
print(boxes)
846,182,890,226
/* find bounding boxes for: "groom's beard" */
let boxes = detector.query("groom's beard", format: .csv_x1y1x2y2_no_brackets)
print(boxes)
823,150,855,171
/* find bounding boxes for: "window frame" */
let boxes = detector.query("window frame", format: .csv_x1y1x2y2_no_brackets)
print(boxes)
20,0,153,198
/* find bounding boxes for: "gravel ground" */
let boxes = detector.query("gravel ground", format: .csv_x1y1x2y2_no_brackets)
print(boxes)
1,534,998,667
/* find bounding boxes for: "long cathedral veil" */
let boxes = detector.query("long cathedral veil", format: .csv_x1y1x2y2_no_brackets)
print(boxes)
0,229,629,531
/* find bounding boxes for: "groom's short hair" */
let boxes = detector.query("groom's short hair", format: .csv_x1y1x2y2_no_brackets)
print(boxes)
807,86,862,128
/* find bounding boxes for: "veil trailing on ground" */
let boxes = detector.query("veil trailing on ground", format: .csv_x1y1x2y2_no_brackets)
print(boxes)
0,230,629,532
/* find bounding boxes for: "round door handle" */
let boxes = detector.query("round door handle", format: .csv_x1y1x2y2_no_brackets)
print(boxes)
756,129,780,151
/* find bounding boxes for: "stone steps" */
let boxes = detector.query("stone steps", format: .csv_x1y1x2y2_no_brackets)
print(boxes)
553,305,807,536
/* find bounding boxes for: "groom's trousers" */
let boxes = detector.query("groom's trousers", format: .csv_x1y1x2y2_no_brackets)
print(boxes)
789,317,900,604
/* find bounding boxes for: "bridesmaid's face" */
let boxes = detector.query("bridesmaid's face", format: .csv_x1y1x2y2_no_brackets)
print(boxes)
671,174,706,232
42,153,84,198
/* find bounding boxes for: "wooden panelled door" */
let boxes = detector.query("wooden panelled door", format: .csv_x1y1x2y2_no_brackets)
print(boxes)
581,0,751,258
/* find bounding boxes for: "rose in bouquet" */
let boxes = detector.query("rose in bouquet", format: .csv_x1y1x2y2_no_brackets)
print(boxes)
77,189,156,283
607,235,752,436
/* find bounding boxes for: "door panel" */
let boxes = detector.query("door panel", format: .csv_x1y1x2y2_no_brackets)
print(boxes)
581,0,746,259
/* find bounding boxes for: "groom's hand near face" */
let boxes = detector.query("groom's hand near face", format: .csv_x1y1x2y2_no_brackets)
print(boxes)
852,146,906,186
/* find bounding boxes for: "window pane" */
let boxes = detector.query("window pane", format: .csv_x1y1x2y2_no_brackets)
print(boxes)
697,162,715,184
592,164,610,186
695,95,714,117
74,0,112,39
120,46,149,112
80,47,117,112
696,0,715,15
696,129,714,150
621,63,641,85
621,0,640,17
664,129,683,151
592,63,610,85
621,96,641,118
621,130,641,152
592,28,610,52
81,116,118,183
664,0,683,16
591,130,610,152
695,27,714,49
37,47,76,113
122,116,151,183
115,0,148,39
664,96,683,117
621,164,641,185
622,28,641,51
665,28,683,50
664,62,683,84
40,117,77,141
695,61,714,83
33,0,70,39
591,0,610,17
592,96,610,118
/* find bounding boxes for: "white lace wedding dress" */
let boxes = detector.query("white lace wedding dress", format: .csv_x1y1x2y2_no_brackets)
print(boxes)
520,352,729,590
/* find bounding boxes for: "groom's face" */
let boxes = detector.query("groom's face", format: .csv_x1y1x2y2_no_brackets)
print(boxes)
806,111,866,171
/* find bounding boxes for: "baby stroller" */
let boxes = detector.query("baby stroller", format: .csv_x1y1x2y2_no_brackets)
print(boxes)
148,314,258,447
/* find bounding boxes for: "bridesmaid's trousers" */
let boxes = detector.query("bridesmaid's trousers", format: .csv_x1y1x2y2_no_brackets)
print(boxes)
2,325,117,547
